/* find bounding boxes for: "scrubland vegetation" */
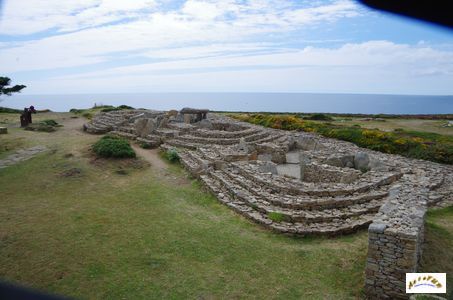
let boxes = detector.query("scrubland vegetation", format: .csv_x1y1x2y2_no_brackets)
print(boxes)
231,113,453,164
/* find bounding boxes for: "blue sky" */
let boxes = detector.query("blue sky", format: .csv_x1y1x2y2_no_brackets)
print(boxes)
0,0,452,95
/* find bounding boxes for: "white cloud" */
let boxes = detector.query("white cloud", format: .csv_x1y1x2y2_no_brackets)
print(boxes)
0,0,452,95
16,40,451,95
0,1,363,72
0,0,157,34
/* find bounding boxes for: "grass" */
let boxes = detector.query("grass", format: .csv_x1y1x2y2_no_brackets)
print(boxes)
420,206,453,299
332,118,453,136
1,112,370,299
268,212,286,222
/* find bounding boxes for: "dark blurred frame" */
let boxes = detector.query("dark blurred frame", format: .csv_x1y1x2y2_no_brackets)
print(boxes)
359,0,453,29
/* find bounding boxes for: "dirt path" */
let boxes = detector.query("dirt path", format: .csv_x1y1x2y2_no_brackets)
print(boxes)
132,145,168,171
0,145,48,169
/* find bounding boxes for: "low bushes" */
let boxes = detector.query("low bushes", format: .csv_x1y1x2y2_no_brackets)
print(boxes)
25,119,61,132
232,113,453,165
92,135,136,158
0,107,22,113
304,113,333,121
165,148,180,163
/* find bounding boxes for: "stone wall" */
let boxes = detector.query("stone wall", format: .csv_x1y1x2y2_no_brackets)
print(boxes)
365,185,428,299
303,162,361,184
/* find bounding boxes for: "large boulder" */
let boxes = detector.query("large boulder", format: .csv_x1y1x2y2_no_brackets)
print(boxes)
167,110,178,117
135,118,156,138
354,152,370,171
325,154,354,168
141,119,156,137
134,118,148,136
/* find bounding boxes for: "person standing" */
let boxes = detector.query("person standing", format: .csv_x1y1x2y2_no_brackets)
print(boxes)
26,105,36,123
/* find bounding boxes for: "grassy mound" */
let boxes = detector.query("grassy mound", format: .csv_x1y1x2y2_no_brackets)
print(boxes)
92,135,136,158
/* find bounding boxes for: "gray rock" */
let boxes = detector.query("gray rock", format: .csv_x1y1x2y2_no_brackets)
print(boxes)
134,118,148,136
237,138,248,152
271,151,286,164
198,119,213,130
354,152,370,171
257,153,272,161
295,136,318,151
326,154,355,168
258,162,278,175
369,223,387,234
299,152,310,180
325,155,343,167
142,119,156,137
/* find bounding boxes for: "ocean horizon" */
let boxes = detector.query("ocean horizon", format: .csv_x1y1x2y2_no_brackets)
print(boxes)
2,92,452,115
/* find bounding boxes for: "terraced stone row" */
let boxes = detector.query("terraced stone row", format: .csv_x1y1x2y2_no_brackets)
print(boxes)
199,173,376,236
166,145,393,235
232,162,403,197
83,110,144,134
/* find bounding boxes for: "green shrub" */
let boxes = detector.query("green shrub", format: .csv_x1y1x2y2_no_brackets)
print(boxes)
140,142,151,149
305,113,333,121
41,119,59,126
268,212,286,222
165,148,180,162
101,105,134,112
25,123,56,132
82,112,93,119
69,108,85,114
117,105,134,110
92,135,136,158
0,107,22,113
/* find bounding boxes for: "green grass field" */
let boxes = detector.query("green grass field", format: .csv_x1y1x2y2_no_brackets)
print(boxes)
331,118,453,136
0,111,451,299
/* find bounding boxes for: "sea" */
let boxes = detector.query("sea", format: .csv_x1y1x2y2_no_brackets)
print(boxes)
2,93,452,114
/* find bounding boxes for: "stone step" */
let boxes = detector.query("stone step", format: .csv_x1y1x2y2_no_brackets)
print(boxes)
253,133,287,144
243,131,271,142
165,139,202,150
136,137,161,149
199,173,375,236
176,135,240,145
178,151,204,175
211,170,383,224
233,162,402,197
192,127,262,138
221,167,388,211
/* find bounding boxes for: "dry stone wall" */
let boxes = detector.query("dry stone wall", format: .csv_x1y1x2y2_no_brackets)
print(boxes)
365,183,428,299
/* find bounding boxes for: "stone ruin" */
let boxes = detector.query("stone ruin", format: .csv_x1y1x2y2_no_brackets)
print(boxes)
83,108,452,299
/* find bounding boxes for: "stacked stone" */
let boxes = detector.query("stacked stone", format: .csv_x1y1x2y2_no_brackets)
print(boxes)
83,110,146,134
365,183,428,299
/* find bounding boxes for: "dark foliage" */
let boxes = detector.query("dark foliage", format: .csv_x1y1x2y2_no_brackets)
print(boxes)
0,77,26,96
92,135,136,158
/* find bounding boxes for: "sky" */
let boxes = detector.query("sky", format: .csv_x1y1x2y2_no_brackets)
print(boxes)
0,0,452,96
